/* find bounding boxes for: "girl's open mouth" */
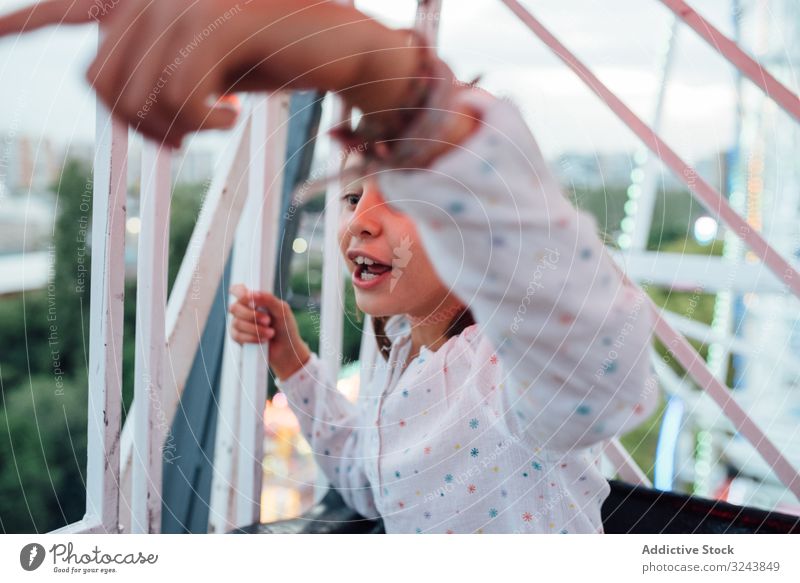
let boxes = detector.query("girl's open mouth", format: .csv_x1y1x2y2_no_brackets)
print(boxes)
352,261,392,290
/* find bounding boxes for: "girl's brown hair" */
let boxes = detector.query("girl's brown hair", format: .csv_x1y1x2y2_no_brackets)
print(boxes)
371,307,476,360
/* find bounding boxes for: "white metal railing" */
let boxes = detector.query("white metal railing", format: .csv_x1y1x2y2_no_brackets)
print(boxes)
236,92,290,526
131,142,171,533
52,99,127,534
51,0,800,534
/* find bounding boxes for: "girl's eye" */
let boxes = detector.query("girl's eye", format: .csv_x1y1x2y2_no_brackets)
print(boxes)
342,192,361,207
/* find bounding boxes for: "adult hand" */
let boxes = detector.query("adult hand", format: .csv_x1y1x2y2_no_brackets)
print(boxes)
0,0,117,32
0,0,423,148
0,0,244,147
84,0,245,147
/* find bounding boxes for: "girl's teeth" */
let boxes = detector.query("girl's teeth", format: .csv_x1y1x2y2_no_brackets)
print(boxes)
355,256,375,265
360,271,378,281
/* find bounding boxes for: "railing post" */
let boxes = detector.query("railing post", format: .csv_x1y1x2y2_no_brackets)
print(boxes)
81,103,127,534
131,141,172,533
204,108,256,534
235,92,290,527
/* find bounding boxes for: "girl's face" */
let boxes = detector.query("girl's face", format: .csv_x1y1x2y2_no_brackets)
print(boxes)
337,162,452,319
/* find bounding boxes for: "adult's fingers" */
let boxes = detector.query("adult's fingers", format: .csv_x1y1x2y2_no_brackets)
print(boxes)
201,95,241,131
115,2,200,145
115,7,181,127
0,0,103,37
165,99,238,144
158,40,233,143
86,0,150,116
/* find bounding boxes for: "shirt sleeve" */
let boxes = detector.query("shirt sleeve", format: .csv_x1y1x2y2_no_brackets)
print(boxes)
375,87,660,453
274,351,379,518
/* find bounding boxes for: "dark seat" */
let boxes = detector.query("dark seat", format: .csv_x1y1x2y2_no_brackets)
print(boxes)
229,488,384,534
229,480,800,534
601,479,800,534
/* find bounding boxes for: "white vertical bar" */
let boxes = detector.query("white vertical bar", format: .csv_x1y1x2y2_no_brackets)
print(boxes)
208,284,244,534
319,96,347,385
415,0,443,44
311,0,358,505
236,92,290,527
309,95,349,505
208,152,265,531
131,141,172,533
209,134,259,534
84,100,127,533
628,17,679,252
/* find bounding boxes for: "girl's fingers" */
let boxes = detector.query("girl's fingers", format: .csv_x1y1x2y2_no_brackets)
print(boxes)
232,331,266,345
228,286,289,334
250,290,291,316
229,302,271,325
232,319,274,339
229,283,249,301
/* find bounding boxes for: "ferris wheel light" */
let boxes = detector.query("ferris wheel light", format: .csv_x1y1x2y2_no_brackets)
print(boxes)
292,237,308,253
126,216,141,235
630,168,645,183
693,216,718,245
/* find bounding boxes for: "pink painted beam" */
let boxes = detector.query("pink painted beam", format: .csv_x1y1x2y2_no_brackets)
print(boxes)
501,0,800,500
500,0,800,301
659,0,800,123
648,303,800,500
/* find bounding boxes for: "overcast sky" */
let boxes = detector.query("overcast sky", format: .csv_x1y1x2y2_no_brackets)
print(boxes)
0,0,795,161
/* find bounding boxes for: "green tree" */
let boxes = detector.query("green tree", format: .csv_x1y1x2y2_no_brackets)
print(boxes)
568,186,704,250
50,159,93,377
0,373,88,533
0,165,208,532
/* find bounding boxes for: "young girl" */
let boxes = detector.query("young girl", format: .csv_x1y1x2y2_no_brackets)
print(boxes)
2,0,659,534
228,88,659,533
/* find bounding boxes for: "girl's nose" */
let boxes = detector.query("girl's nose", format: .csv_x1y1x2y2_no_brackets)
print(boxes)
347,186,385,238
